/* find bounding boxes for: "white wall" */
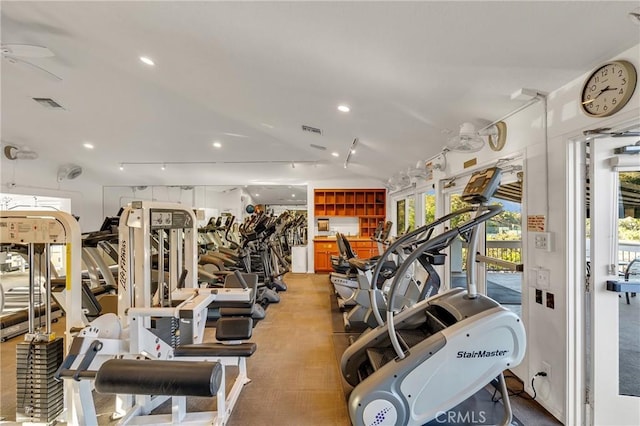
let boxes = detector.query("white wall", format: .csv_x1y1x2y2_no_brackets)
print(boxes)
540,44,640,423
0,157,104,231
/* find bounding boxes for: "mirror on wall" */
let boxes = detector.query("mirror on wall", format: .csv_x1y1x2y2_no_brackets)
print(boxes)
102,184,307,225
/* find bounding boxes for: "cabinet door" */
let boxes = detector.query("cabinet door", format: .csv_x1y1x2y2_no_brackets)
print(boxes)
354,247,369,259
324,251,335,272
315,250,329,272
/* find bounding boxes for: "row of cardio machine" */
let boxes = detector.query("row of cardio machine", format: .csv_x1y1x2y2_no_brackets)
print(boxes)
332,167,527,426
0,200,292,426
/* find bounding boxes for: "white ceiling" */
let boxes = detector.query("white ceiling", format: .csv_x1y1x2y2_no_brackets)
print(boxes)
1,1,639,205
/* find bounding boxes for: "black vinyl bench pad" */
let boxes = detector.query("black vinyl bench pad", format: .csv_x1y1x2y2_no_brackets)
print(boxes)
95,359,222,397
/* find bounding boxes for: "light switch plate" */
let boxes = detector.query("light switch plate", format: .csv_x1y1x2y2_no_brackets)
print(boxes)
537,268,551,289
534,232,553,251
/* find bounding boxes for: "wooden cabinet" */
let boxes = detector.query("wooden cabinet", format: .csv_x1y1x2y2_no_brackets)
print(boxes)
313,238,380,272
351,240,380,259
314,188,386,237
314,240,339,273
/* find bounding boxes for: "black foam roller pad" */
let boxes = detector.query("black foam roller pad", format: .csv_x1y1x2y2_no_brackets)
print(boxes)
95,359,222,397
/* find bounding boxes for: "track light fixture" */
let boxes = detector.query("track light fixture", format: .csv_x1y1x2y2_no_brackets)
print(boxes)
116,160,320,170
344,137,359,169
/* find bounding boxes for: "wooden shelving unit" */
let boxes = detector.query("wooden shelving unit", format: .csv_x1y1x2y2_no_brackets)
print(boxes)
314,188,386,237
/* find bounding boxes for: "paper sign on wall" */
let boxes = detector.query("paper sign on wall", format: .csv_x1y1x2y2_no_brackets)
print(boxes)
527,215,546,232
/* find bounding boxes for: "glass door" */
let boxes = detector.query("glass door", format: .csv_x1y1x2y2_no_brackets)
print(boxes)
588,135,640,425
446,191,474,293
396,196,416,235
484,174,523,317
444,170,523,312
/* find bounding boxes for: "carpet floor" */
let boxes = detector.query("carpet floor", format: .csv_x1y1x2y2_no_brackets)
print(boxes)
1,273,564,425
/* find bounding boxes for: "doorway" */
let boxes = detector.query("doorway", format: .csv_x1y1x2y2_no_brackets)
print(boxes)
584,127,640,425
444,168,523,315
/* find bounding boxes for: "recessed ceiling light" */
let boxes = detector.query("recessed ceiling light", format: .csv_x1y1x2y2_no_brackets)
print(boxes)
83,142,94,149
292,194,296,197
331,152,339,157
161,163,166,171
223,132,248,138
337,105,350,113
351,149,356,154
140,56,155,66
119,164,124,171
255,193,260,197
213,141,222,148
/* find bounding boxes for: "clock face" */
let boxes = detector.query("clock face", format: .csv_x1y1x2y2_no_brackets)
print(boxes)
581,60,637,118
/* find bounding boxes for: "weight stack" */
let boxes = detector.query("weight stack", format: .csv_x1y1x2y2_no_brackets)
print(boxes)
16,337,64,424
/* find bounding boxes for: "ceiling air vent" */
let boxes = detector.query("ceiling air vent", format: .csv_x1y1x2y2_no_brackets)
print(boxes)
302,125,322,135
32,97,65,109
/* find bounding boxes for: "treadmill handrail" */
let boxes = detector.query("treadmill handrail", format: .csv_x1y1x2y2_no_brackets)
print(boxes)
386,204,502,359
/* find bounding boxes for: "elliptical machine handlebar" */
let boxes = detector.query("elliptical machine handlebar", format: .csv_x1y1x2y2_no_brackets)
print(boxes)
386,203,503,360
369,206,476,326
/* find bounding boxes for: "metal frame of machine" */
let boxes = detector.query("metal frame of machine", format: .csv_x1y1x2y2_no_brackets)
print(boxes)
55,201,255,425
0,210,85,424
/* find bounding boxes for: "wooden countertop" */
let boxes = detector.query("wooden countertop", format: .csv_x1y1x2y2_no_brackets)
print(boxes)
313,236,372,242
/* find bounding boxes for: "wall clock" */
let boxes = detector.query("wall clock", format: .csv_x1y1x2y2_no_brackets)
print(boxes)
581,60,637,118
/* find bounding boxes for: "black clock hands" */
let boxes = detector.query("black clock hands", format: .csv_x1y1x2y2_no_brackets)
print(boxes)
584,85,618,105
594,85,617,99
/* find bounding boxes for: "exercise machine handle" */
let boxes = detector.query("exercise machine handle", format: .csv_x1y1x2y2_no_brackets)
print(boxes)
233,270,250,289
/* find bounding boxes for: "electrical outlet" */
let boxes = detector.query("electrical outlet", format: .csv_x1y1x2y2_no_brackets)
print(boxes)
534,232,553,251
546,292,555,309
541,361,552,380
535,289,543,304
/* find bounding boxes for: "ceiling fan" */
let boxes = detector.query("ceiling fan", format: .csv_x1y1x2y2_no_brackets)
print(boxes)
1,43,62,81
385,171,412,191
446,122,485,152
3,144,38,160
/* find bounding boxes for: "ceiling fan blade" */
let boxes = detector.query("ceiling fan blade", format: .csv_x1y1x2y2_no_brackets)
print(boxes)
5,56,62,81
1,44,54,58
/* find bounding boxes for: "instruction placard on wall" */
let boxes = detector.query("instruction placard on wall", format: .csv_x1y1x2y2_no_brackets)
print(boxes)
527,215,546,232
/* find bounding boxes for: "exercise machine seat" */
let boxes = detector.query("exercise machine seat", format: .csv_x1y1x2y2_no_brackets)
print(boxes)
216,317,253,340
348,258,376,272
95,359,222,397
